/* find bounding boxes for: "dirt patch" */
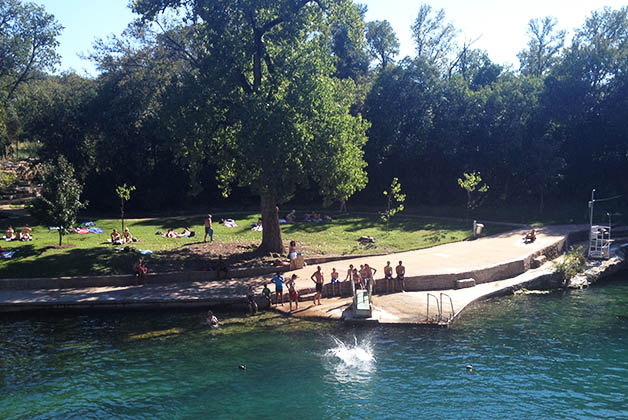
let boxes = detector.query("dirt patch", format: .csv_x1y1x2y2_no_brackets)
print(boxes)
148,240,330,273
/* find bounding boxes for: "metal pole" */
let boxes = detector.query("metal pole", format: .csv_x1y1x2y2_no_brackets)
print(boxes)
589,189,595,229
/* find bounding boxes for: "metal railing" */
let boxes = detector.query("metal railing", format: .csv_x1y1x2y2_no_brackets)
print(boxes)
440,293,455,322
426,293,441,322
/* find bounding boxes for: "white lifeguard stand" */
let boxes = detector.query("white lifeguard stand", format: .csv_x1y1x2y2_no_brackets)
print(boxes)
588,189,613,259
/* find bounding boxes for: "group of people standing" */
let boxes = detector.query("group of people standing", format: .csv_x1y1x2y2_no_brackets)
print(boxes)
265,260,406,311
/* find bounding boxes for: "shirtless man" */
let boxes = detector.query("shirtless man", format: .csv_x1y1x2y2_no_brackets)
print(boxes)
395,260,406,292
384,261,394,293
344,264,354,283
352,268,363,290
330,268,340,296
204,214,213,242
111,228,122,244
310,266,324,305
364,264,376,294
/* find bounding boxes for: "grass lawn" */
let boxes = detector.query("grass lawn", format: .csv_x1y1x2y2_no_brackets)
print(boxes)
0,212,511,279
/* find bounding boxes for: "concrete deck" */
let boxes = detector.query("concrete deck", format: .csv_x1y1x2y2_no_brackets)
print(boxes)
0,225,588,323
275,261,558,326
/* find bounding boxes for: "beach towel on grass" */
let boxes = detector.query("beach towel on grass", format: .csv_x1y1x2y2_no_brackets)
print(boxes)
88,227,104,234
1,249,18,259
73,228,90,234
81,221,95,226
139,249,153,255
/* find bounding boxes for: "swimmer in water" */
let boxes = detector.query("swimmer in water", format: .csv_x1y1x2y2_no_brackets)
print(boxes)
206,310,219,328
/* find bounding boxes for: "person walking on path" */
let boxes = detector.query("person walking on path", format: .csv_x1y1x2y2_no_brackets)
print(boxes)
272,272,286,306
204,214,213,242
384,261,394,293
311,266,324,305
395,261,405,292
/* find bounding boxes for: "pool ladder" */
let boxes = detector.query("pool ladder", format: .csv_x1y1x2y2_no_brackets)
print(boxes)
426,293,455,323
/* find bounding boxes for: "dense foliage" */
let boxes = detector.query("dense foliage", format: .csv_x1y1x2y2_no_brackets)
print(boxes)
4,2,628,231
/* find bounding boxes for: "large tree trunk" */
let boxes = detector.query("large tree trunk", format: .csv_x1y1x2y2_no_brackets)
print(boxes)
259,194,284,254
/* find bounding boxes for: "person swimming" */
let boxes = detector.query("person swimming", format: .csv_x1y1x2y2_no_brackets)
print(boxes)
206,310,219,328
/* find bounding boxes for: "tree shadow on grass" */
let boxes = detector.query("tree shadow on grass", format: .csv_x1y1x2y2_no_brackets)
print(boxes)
0,246,139,279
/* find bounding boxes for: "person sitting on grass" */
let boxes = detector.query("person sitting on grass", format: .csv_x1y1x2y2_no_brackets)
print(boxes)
164,228,179,238
4,226,16,241
285,209,296,223
133,258,148,282
523,229,536,244
19,225,33,241
122,227,138,243
111,228,123,244
180,227,192,237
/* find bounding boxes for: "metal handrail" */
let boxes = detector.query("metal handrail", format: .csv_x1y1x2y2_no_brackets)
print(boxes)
426,293,441,322
440,293,455,322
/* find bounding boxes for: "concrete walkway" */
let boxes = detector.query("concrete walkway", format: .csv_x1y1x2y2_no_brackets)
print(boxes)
0,225,586,322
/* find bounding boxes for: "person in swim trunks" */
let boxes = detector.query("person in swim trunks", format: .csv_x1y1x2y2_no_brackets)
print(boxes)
272,272,285,306
384,261,394,293
395,261,405,292
311,266,324,305
330,268,340,296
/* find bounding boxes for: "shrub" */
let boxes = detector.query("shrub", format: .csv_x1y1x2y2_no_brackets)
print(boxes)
552,246,587,285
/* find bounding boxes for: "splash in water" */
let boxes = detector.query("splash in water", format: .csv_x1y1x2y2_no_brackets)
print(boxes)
326,335,375,365
324,335,376,383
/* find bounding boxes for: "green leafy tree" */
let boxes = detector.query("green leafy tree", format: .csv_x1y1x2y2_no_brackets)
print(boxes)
517,17,565,76
30,156,86,246
457,171,488,220
132,0,370,253
366,20,400,69
411,4,458,70
381,177,405,232
0,0,62,103
0,0,62,155
115,184,136,233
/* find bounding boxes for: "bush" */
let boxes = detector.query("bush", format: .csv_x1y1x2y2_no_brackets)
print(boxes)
0,171,16,190
552,246,587,284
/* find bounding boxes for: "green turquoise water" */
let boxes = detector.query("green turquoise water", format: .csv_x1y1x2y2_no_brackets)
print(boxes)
1,274,628,420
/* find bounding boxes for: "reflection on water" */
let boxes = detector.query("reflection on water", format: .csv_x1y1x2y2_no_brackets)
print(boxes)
324,335,376,384
1,274,628,419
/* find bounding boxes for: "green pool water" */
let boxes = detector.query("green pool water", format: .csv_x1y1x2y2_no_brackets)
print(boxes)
2,274,628,420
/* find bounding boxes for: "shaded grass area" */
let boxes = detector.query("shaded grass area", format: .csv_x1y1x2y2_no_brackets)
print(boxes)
0,213,510,279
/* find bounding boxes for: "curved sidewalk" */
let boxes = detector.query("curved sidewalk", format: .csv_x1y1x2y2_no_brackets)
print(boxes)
0,225,586,315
